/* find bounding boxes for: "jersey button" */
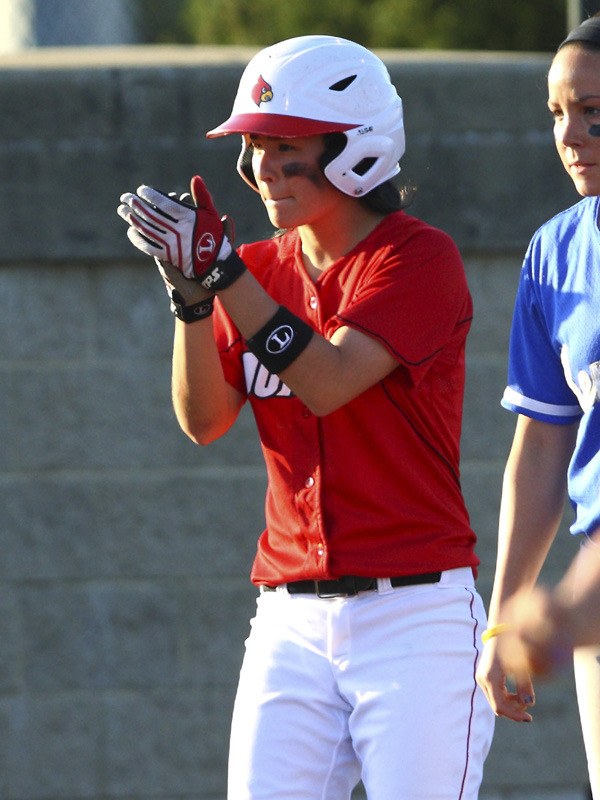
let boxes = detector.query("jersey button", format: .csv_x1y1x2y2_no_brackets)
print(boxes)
309,296,318,309
317,546,325,556
305,476,315,489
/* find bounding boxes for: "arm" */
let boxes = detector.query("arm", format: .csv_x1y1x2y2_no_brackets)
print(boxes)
548,531,600,647
217,270,398,417
119,177,399,421
476,414,578,721
497,530,600,677
171,315,244,444
154,259,245,445
167,262,395,437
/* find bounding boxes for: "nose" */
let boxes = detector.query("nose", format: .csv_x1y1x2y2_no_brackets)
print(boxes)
556,113,585,148
252,148,276,185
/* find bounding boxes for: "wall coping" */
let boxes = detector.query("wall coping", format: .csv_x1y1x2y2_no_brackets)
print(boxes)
0,43,552,70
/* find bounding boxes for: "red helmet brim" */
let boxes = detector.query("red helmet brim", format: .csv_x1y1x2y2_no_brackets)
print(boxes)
206,113,356,139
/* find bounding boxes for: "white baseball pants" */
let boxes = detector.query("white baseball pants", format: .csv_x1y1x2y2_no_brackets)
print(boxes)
227,567,495,800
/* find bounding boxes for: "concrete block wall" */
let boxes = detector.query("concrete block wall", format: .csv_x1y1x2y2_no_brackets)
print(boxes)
0,46,590,798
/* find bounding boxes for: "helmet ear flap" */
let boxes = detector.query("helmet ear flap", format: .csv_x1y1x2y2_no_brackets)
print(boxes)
236,139,259,192
324,129,404,196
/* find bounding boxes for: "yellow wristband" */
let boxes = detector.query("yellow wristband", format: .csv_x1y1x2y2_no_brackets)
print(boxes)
481,623,512,644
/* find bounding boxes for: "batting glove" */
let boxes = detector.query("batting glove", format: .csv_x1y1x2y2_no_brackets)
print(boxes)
152,195,241,321
118,175,235,282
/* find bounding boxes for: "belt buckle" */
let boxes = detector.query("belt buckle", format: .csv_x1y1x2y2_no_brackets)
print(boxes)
315,576,367,598
315,579,349,598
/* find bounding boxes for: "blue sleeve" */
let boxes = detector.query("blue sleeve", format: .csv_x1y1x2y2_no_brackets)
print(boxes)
501,243,582,424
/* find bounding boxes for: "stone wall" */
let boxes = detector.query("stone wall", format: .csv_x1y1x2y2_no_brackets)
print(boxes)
0,46,590,799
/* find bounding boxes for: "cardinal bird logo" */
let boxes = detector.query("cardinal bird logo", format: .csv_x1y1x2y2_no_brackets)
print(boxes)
251,75,273,107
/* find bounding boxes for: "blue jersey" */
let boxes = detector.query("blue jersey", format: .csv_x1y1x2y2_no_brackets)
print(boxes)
502,195,600,536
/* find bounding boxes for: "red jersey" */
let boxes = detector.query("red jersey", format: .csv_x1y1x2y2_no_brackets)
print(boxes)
212,211,479,585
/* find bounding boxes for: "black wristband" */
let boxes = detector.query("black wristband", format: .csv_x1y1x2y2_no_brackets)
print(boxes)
170,290,215,323
200,249,247,292
246,306,314,374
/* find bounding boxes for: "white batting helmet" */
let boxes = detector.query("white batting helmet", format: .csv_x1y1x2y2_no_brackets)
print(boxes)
206,35,405,197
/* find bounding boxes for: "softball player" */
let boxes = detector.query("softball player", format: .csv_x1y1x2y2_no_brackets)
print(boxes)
118,35,494,799
475,13,600,798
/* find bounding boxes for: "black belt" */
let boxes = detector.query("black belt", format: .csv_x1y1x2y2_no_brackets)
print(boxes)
261,572,442,598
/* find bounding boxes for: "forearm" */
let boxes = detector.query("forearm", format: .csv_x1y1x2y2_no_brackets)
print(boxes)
476,417,577,718
494,531,600,679
217,271,397,416
171,318,242,444
487,416,577,624
488,475,564,621
554,532,600,645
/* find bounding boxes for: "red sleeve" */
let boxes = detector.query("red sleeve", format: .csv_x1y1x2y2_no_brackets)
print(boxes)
330,222,472,385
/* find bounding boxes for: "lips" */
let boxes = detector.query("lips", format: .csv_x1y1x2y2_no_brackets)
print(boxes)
569,161,595,171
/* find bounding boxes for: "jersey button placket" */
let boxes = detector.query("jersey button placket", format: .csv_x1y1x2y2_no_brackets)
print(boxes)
299,467,327,572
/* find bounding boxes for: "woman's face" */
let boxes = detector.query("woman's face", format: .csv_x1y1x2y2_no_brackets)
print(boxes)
248,134,344,230
548,45,600,196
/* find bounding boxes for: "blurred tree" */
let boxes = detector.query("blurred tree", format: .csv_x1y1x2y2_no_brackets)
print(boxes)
180,0,377,46
135,0,568,51
367,0,566,50
135,0,196,43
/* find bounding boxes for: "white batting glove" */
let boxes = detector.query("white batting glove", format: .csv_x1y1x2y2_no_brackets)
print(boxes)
117,175,232,280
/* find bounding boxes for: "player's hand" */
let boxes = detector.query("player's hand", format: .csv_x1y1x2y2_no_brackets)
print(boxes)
155,257,214,305
495,588,574,679
476,635,535,722
117,176,231,280
153,193,233,302
151,195,237,320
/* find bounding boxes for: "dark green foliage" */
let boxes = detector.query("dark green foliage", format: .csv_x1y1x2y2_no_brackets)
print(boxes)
133,0,575,51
